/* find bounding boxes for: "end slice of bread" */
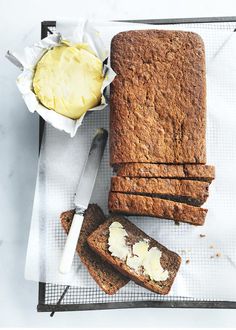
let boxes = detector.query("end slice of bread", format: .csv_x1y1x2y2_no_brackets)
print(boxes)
87,216,181,295
60,204,129,295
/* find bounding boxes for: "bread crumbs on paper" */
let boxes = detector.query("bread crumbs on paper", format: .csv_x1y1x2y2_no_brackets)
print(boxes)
200,234,206,238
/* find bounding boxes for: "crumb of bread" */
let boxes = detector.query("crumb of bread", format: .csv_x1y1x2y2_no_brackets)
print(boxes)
210,256,214,259
209,244,214,249
200,234,206,238
186,259,190,264
216,252,221,257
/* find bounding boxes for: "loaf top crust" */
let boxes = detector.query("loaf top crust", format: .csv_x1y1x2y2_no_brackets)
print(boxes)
110,30,206,165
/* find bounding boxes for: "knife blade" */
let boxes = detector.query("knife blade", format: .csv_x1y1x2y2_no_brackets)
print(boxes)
59,128,108,274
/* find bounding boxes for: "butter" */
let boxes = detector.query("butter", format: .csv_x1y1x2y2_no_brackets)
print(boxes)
142,247,169,281
108,222,169,282
33,42,104,119
126,240,149,270
108,222,130,260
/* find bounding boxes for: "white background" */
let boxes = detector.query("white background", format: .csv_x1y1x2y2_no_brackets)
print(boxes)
1,0,236,327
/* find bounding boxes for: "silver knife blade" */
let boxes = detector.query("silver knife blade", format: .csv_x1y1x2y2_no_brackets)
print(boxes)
74,128,108,212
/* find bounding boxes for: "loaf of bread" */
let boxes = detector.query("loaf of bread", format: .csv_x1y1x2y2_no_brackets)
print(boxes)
60,204,129,294
108,192,207,225
110,30,206,165
111,177,209,206
116,163,215,182
87,216,181,295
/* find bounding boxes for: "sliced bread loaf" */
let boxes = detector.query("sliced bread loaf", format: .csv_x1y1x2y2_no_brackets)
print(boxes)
60,204,129,295
87,216,181,295
108,192,207,225
115,163,215,182
111,177,209,206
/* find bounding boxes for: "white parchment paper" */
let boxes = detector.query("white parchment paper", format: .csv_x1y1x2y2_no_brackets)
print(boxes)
25,21,236,300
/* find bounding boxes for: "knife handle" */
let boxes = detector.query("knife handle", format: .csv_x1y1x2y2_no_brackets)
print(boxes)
59,213,84,274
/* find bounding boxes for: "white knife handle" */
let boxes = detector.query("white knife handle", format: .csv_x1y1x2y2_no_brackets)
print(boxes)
59,213,84,274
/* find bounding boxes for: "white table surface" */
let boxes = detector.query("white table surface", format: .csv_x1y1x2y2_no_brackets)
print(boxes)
1,0,236,327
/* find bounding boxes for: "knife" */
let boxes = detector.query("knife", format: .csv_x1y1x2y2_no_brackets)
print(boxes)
59,128,108,274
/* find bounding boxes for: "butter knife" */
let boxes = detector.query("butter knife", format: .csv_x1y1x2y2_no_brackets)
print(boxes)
59,128,108,274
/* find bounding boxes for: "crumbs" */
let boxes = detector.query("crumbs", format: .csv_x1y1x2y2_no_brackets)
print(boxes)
180,233,222,264
198,234,222,259
209,245,221,259
209,244,221,259
179,249,191,264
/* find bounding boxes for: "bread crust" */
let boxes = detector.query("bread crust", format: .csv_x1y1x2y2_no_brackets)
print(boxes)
111,176,209,206
110,30,206,165
108,192,207,225
116,163,215,182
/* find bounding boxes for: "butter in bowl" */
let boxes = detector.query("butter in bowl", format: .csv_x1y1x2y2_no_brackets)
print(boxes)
33,41,104,120
6,21,116,136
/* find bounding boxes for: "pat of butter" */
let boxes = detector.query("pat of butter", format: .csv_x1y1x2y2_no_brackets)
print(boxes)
126,240,149,270
108,222,130,260
33,42,104,119
108,222,169,282
142,247,169,281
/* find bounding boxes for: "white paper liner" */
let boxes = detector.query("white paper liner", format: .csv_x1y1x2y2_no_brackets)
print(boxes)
25,21,236,301
6,20,116,137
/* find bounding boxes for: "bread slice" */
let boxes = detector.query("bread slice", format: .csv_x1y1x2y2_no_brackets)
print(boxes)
111,177,209,206
110,30,206,165
116,163,215,183
60,204,129,294
87,216,181,295
108,192,207,225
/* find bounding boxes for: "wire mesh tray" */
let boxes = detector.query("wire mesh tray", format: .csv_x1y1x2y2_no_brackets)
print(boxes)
38,17,236,313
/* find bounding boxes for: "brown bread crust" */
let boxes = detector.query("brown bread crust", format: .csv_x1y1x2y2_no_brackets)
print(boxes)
110,30,206,165
108,192,207,225
111,176,209,206
87,216,181,295
116,163,215,182
60,204,129,295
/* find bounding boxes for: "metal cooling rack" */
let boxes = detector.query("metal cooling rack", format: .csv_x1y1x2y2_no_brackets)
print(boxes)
38,17,236,313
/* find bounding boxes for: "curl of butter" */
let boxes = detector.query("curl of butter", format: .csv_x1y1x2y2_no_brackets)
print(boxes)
108,222,131,260
108,222,169,282
33,41,104,119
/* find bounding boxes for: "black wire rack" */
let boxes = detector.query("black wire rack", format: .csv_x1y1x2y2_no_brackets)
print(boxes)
38,17,236,313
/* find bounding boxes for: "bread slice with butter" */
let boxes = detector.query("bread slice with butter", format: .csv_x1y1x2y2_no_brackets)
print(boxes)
60,204,129,295
87,216,181,295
